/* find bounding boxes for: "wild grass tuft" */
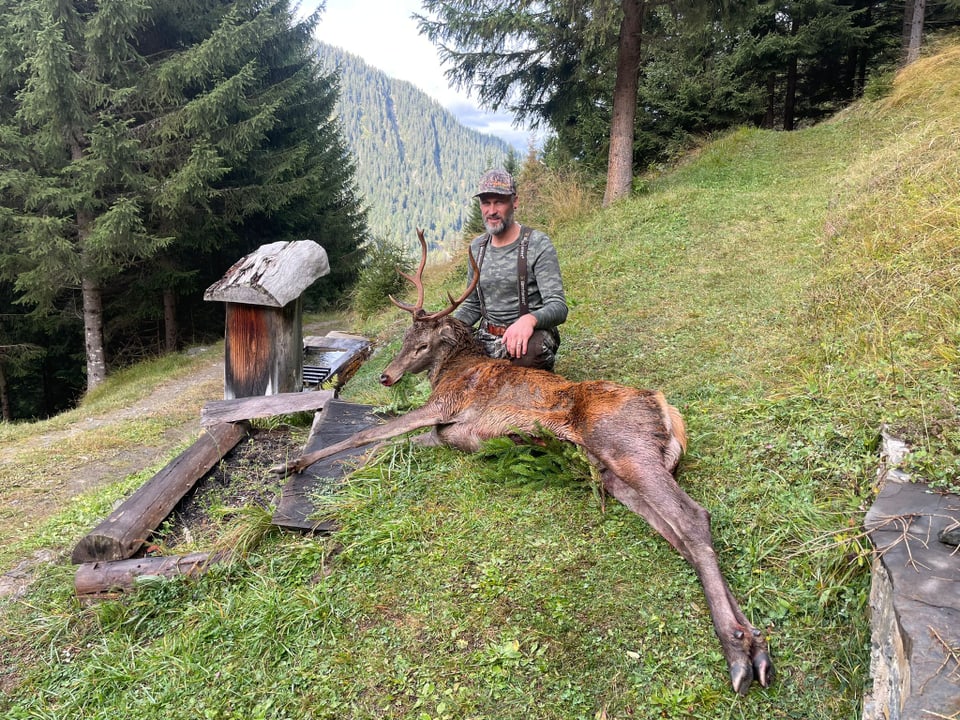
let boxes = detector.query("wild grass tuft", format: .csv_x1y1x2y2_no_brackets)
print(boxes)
516,160,603,235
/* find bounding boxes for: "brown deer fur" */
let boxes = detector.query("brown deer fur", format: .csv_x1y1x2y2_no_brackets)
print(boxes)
277,231,773,695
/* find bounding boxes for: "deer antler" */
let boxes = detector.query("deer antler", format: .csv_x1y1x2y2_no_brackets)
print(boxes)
389,229,429,314
390,228,480,321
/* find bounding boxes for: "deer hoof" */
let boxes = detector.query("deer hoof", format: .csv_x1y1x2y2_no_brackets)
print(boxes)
729,661,754,696
270,461,297,477
754,651,774,688
727,647,774,695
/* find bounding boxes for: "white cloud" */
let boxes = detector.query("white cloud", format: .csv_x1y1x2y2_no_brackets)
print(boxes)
302,0,532,150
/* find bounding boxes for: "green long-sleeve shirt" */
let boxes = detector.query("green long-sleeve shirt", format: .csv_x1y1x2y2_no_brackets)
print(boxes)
453,226,568,330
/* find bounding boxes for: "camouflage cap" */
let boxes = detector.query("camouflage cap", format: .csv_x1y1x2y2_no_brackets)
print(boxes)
474,168,517,197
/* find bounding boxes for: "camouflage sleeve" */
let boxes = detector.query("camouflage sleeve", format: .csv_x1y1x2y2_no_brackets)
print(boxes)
527,230,568,330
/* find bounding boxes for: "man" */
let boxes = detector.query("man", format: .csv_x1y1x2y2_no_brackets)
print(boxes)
454,168,568,371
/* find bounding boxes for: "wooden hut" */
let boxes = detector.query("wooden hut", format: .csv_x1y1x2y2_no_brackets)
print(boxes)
204,240,329,399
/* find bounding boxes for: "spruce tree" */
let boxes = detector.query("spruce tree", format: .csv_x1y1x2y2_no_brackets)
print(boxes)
0,0,366,393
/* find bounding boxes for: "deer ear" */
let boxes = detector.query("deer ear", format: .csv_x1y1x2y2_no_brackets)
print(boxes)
438,323,459,345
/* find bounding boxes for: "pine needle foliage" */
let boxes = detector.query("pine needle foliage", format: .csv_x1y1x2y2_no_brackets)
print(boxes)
0,0,367,395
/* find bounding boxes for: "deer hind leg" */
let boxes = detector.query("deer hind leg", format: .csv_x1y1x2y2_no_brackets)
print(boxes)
598,462,773,695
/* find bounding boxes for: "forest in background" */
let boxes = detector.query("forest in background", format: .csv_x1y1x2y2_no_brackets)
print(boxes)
0,1,368,419
317,44,512,257
0,21,513,423
5,39,960,718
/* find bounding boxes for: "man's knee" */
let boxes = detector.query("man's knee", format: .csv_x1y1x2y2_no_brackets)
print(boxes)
511,328,559,371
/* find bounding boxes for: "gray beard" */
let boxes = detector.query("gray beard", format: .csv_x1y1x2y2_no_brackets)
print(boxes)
484,216,514,236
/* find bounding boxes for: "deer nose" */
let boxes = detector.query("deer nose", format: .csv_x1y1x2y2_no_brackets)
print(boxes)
379,373,393,386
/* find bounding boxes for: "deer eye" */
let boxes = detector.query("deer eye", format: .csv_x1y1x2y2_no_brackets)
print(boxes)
416,343,429,353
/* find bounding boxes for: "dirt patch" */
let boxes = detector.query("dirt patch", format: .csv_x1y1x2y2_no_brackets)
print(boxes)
161,426,310,550
0,348,224,551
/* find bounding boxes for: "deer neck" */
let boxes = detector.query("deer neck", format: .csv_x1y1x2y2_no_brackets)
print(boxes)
427,328,484,386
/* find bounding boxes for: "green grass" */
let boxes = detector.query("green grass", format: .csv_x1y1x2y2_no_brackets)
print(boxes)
4,39,960,719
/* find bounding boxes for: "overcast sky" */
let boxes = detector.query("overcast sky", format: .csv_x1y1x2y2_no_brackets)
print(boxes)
300,0,532,150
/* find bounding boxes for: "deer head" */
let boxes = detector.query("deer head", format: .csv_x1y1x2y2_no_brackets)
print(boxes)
380,230,481,386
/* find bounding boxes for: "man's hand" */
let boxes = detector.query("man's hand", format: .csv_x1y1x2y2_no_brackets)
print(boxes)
502,314,538,358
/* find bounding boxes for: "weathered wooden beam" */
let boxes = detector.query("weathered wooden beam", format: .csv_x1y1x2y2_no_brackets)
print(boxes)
71,422,249,564
75,551,230,596
203,240,329,308
200,389,334,426
272,400,383,533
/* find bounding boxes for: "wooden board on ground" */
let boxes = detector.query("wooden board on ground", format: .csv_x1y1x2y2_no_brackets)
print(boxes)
71,422,249,564
272,399,384,533
201,389,335,426
302,332,371,390
75,551,230,596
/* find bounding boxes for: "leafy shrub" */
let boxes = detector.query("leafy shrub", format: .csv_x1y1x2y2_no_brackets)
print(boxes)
350,236,415,318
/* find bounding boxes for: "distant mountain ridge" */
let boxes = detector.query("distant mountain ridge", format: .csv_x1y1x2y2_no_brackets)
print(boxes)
317,43,511,256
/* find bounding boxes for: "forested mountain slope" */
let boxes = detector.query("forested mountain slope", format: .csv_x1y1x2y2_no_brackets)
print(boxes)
317,44,512,255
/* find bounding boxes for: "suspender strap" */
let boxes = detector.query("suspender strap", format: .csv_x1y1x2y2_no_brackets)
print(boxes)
517,225,532,315
475,225,533,322
475,235,490,320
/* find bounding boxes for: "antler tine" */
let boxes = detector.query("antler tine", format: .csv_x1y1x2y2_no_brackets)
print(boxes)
418,246,480,321
388,228,429,316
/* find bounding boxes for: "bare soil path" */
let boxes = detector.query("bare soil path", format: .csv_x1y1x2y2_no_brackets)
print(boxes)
0,348,224,597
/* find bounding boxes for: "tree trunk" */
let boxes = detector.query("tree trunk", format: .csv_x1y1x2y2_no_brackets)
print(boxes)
72,134,108,392
0,360,9,421
763,73,776,128
783,17,800,132
163,287,178,353
82,277,107,391
603,0,645,207
902,0,925,65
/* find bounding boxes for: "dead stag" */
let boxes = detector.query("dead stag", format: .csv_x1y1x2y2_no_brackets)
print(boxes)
276,229,774,694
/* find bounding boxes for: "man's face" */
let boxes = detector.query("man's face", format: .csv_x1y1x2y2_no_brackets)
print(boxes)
479,194,517,236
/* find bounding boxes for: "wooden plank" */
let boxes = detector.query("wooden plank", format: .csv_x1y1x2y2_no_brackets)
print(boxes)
303,334,370,351
272,400,383,532
201,389,335,426
75,551,230,596
71,422,249,564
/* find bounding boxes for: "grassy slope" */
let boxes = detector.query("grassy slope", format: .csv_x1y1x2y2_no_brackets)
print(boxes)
2,40,959,720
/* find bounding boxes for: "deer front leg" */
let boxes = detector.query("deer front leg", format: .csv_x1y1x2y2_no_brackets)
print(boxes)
272,405,446,476
600,465,773,695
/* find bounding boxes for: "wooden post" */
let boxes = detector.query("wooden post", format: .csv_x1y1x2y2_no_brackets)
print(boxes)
71,422,249,564
204,240,330,399
223,298,303,398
